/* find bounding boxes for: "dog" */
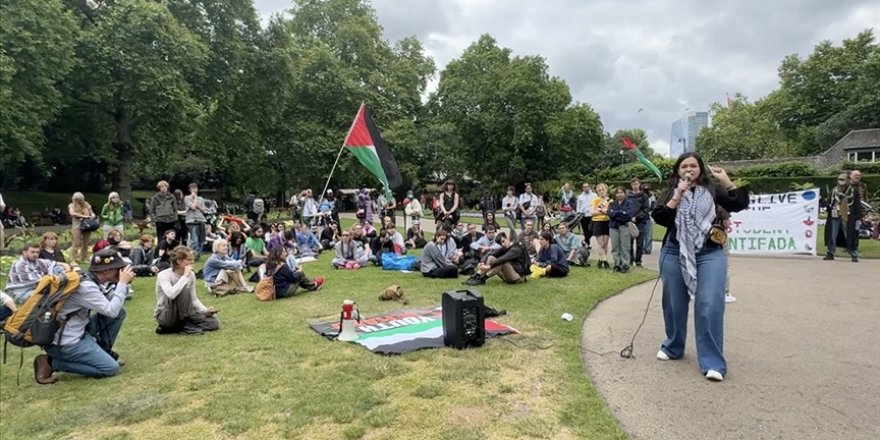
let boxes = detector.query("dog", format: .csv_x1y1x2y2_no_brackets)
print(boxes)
379,285,409,305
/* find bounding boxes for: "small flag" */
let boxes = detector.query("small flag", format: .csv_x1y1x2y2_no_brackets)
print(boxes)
343,104,403,197
622,136,663,181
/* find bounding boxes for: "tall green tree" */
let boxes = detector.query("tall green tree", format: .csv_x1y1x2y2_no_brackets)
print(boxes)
696,95,798,161
0,0,77,175
431,35,602,186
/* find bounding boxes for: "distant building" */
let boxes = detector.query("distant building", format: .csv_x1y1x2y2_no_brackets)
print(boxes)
669,111,709,157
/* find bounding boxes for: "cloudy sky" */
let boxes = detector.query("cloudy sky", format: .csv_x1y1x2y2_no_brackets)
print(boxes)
254,0,878,156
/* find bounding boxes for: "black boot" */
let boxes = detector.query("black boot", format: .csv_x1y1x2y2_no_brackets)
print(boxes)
823,253,834,261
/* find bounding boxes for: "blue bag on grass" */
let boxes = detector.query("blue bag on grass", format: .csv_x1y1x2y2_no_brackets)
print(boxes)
381,253,416,271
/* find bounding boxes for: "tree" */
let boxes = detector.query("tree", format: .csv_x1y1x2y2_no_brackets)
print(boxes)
53,0,209,201
0,0,77,176
696,95,798,161
431,35,602,187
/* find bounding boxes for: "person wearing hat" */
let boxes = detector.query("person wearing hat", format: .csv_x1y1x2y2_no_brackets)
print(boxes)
36,247,135,384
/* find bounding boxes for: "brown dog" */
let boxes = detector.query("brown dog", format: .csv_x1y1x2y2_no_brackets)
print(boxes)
379,285,408,305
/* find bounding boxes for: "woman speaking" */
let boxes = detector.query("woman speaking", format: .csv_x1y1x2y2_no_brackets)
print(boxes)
651,153,748,382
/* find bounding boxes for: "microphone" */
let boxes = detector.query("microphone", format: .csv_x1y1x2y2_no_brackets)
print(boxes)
682,173,693,182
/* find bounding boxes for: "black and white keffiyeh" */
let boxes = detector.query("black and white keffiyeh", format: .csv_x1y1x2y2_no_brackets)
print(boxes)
674,186,716,298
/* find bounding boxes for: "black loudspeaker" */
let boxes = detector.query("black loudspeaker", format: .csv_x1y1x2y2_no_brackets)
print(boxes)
442,289,486,349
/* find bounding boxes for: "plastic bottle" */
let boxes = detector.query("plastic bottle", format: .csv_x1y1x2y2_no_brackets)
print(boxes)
43,311,52,323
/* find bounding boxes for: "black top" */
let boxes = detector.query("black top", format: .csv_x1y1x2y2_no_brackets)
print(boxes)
627,191,651,222
270,263,302,298
652,187,749,246
39,248,66,263
488,244,531,276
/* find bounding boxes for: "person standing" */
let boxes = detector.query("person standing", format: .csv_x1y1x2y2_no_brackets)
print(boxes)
501,186,519,237
576,183,596,247
627,178,650,267
101,192,125,240
479,191,496,221
608,186,636,273
183,183,207,261
148,181,179,243
590,184,611,269
404,190,422,224
518,184,539,230
439,180,461,228
651,152,748,382
69,192,97,263
641,183,656,255
823,172,859,262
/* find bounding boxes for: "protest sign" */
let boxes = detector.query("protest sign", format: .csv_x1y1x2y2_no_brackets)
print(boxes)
728,189,820,255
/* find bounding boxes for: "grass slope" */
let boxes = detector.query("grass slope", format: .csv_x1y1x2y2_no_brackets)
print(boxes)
0,247,653,440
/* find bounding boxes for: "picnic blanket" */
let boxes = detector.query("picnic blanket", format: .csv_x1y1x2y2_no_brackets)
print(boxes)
309,306,518,354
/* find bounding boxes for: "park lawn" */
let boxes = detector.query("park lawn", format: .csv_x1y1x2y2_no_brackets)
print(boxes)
0,246,654,440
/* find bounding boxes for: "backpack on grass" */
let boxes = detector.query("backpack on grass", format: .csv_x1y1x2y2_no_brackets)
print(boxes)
3,271,82,383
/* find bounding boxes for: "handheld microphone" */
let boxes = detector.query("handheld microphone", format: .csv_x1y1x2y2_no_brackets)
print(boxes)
682,173,693,182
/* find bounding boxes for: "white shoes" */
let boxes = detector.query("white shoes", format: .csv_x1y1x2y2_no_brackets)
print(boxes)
706,370,724,381
656,350,670,361
725,294,737,303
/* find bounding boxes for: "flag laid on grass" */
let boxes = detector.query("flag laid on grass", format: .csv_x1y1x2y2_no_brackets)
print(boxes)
343,103,403,198
622,136,663,182
309,306,519,354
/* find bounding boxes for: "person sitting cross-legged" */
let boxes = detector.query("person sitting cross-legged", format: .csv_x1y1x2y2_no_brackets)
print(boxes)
464,232,531,285
331,229,369,269
296,223,322,257
203,239,253,297
36,248,132,384
265,246,325,297
554,223,590,267
154,246,220,335
421,229,460,279
469,225,502,261
405,221,428,249
130,234,160,277
534,231,569,278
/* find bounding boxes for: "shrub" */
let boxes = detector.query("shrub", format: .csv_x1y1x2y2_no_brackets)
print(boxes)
733,162,818,177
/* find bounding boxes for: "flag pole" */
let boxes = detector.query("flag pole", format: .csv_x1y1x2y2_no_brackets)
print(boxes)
318,103,365,219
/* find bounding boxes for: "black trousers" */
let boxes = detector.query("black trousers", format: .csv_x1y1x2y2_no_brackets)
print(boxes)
579,216,593,244
423,265,459,278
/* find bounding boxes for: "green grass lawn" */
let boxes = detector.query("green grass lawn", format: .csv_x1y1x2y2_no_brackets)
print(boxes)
0,242,654,439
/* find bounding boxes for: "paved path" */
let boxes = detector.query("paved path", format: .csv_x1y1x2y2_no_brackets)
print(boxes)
581,252,880,440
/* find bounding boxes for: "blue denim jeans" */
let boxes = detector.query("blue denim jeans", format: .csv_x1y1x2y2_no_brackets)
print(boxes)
45,309,126,378
658,244,727,375
188,223,204,257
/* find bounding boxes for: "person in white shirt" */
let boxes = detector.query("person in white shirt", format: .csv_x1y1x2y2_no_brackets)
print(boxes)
500,186,518,238
155,246,219,335
404,190,422,223
518,184,539,230
576,182,597,247
300,189,318,226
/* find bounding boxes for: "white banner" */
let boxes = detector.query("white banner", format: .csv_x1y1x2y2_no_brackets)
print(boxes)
728,188,820,256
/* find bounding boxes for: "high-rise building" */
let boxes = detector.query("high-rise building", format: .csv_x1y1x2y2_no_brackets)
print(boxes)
669,111,709,157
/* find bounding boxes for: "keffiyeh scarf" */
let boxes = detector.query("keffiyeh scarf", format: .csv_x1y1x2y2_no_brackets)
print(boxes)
674,186,716,298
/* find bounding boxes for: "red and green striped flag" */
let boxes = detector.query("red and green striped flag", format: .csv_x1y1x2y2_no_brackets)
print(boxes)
343,104,403,197
622,136,663,182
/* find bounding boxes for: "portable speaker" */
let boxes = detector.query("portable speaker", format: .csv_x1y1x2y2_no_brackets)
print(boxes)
442,289,486,349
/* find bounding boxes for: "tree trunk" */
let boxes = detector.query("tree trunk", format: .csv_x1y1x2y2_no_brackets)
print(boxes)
114,110,134,202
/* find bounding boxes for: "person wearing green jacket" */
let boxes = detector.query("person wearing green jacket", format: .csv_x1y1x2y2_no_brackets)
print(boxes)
101,192,125,239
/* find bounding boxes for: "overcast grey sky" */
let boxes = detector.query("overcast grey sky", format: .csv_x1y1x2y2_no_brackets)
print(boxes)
254,0,878,156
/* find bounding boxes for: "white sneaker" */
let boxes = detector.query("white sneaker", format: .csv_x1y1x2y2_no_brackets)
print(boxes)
656,350,670,361
706,370,724,381
725,294,737,303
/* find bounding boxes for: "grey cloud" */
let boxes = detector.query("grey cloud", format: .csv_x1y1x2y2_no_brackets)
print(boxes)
253,0,878,155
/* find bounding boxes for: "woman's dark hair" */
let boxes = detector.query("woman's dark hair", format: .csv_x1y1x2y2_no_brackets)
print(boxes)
230,231,246,246
539,230,554,244
266,245,286,271
444,179,458,193
659,152,715,203
485,211,496,221
640,183,652,195
434,229,449,242
284,230,296,242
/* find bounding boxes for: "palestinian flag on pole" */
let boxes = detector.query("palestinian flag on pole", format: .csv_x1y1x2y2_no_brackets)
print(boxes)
343,103,403,198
